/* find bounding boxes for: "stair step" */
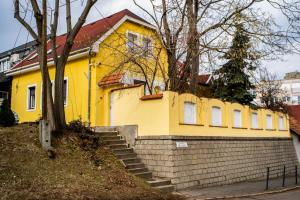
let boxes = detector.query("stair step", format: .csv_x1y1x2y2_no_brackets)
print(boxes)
125,163,145,169
147,179,171,187
104,140,126,145
108,144,128,149
100,136,122,140
154,185,174,192
134,171,152,179
112,148,133,154
122,158,140,164
115,153,137,159
128,167,148,174
95,131,118,137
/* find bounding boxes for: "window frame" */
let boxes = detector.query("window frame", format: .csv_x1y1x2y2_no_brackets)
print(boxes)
251,112,259,129
266,114,273,130
142,37,152,57
183,101,197,125
211,106,222,127
233,109,242,128
126,31,139,53
278,116,285,130
27,84,37,111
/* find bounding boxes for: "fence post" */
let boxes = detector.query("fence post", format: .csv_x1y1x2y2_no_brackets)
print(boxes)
296,165,298,185
282,165,286,187
266,167,270,190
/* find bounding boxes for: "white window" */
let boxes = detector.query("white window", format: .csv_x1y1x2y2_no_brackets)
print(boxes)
212,106,222,126
298,96,300,105
278,116,285,130
233,110,242,128
142,37,152,57
251,112,259,129
184,102,196,124
127,32,138,52
266,114,273,129
27,85,36,110
63,78,68,106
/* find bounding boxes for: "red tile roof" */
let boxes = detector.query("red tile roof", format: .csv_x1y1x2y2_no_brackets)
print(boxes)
177,61,213,86
198,74,212,85
12,9,151,71
98,72,125,87
287,105,300,136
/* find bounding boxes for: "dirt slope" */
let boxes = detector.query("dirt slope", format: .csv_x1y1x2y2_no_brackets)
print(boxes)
0,124,183,200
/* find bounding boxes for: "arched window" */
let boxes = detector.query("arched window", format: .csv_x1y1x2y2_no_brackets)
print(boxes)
251,112,259,129
184,102,196,124
233,110,242,128
212,106,222,126
266,114,273,129
278,116,285,130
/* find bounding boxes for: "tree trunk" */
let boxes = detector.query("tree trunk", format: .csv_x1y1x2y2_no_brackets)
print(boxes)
54,61,66,130
186,0,199,94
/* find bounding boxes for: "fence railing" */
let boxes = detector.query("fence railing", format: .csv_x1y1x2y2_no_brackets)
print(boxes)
266,165,299,190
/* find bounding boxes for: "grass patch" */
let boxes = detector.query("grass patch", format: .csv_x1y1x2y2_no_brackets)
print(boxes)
0,124,183,200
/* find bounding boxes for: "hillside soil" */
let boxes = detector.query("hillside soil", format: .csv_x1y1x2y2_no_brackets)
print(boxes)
0,124,183,200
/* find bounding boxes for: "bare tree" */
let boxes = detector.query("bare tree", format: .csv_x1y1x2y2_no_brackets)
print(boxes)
14,0,97,131
14,0,56,131
50,0,97,129
133,0,300,94
254,67,287,110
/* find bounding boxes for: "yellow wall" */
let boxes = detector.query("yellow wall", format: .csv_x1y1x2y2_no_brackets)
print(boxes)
110,86,291,138
10,19,168,126
11,56,90,123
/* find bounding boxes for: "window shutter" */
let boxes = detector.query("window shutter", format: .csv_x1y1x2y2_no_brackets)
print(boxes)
212,107,222,126
266,114,273,129
233,110,242,128
184,102,196,124
278,116,285,130
251,113,259,129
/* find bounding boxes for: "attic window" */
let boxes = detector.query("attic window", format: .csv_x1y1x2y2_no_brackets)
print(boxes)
127,32,138,52
142,37,152,57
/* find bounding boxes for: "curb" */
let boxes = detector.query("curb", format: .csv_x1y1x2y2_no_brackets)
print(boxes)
200,185,300,200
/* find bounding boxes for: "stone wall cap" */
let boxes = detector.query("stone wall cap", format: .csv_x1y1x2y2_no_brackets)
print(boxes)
136,135,292,141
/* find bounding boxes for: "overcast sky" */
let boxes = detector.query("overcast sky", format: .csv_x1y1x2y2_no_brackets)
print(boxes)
0,0,299,78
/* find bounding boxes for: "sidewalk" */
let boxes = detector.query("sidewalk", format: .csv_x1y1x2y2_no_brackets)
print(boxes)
176,177,300,200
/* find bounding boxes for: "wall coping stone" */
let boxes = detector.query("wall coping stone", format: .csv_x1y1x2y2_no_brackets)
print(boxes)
136,135,292,141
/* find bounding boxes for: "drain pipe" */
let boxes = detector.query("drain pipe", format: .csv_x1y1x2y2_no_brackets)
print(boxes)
87,48,93,128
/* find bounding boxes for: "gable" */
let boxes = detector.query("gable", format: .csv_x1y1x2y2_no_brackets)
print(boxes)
7,9,155,76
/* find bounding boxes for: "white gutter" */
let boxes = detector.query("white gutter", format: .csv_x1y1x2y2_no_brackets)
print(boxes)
6,50,89,76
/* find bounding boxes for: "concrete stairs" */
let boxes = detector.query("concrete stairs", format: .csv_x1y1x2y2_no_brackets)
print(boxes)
95,130,174,192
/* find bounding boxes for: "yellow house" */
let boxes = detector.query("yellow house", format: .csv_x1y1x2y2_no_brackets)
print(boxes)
6,9,298,190
7,9,168,126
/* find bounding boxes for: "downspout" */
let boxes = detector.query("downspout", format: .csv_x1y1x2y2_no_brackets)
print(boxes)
87,48,92,128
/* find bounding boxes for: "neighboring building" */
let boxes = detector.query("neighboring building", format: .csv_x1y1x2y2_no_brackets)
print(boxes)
287,105,300,163
281,72,300,105
0,40,36,105
6,10,298,191
254,71,300,106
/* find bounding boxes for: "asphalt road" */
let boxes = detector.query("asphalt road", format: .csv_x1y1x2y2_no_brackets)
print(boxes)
229,188,300,200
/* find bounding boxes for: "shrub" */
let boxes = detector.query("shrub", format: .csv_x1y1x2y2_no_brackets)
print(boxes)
0,99,15,127
68,118,89,133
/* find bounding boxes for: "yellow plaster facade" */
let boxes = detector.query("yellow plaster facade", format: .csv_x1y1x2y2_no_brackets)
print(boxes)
10,19,168,126
110,85,290,137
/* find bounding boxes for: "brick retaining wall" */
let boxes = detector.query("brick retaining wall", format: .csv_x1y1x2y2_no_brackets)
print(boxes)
134,136,299,190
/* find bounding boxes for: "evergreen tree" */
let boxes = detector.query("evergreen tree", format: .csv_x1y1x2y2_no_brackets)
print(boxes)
211,16,256,105
0,99,15,127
